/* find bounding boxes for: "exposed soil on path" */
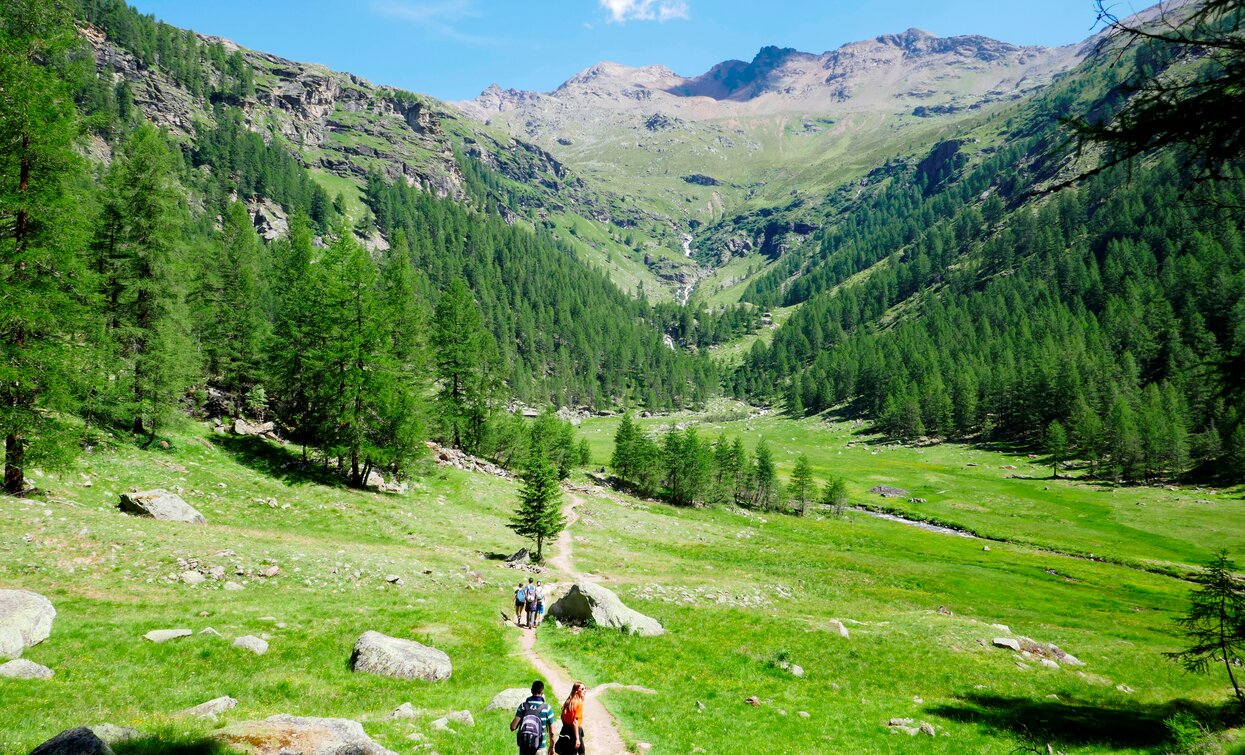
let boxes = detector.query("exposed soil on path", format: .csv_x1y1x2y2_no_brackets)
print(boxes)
514,493,651,754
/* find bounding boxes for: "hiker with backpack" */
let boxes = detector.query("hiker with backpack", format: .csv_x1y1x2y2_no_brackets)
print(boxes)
535,580,546,627
511,679,556,755
554,681,587,755
514,582,527,627
524,577,538,629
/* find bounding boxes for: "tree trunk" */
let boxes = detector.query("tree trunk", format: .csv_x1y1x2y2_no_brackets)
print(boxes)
132,415,145,434
536,533,544,562
4,433,25,496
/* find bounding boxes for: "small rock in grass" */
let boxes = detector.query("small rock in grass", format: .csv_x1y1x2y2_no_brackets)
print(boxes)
0,658,53,679
789,664,805,678
181,571,205,585
744,696,761,706
1040,658,1059,669
429,717,454,733
200,627,222,637
992,638,1021,652
919,722,937,737
445,710,474,727
88,725,142,746
258,565,281,578
183,696,238,719
798,711,810,718
386,702,418,720
223,581,244,591
144,628,192,643
828,619,849,638
1116,684,1134,694
234,635,268,655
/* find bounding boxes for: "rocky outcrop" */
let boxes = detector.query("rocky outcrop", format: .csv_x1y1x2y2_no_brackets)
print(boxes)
869,485,909,498
425,441,513,480
350,631,451,681
0,589,55,659
118,490,206,524
0,658,54,679
549,583,665,636
214,715,397,755
182,696,238,719
29,728,115,755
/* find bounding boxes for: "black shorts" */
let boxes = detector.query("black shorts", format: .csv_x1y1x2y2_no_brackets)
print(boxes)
555,725,585,755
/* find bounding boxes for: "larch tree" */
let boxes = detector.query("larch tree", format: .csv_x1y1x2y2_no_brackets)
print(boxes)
1166,550,1245,713
509,438,566,561
431,277,499,454
788,453,815,516
0,0,92,494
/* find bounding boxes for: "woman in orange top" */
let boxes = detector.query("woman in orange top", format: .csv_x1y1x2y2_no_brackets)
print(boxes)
555,682,586,755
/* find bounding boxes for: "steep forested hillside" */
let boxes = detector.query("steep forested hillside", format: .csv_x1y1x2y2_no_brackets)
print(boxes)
730,28,1245,483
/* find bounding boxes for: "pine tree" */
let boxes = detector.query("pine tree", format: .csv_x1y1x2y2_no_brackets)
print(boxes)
509,445,566,561
610,411,640,485
267,215,320,454
752,439,778,510
1165,550,1245,713
788,453,815,516
97,124,198,436
0,0,92,494
1045,420,1068,479
821,476,848,517
431,278,499,454
202,201,268,391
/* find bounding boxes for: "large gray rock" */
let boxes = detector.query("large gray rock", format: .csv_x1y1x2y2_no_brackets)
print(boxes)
0,658,53,679
350,631,451,681
182,695,238,719
87,725,141,746
486,688,531,712
28,728,115,755
214,715,397,755
234,635,269,655
548,583,665,636
118,489,206,524
0,589,55,659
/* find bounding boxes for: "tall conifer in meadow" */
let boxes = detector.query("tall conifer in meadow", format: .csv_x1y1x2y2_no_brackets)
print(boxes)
0,0,93,494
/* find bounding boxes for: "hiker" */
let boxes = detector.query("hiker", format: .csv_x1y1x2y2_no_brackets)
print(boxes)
511,679,556,755
535,580,546,627
524,577,538,629
514,582,527,627
554,681,586,755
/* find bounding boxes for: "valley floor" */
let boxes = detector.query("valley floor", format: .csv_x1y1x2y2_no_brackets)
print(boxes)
2,409,1243,753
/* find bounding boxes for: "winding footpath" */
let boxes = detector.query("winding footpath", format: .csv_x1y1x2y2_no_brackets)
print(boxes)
515,493,648,754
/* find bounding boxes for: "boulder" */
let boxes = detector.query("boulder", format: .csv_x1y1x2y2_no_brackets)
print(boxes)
868,485,909,498
29,728,115,755
233,418,275,437
548,583,665,636
214,715,397,755
234,635,269,655
445,710,474,727
143,628,192,643
181,571,205,585
118,490,206,524
182,696,238,719
505,548,531,564
87,725,142,746
350,630,451,681
0,658,53,679
0,589,55,659
385,702,418,720
992,637,1021,652
486,688,530,712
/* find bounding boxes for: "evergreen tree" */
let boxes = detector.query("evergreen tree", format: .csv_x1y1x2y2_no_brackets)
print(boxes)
751,439,778,510
788,453,815,516
201,201,268,391
97,124,197,436
821,476,848,517
0,0,92,494
1045,420,1068,479
1165,550,1245,713
509,445,565,561
431,278,499,454
267,215,320,454
610,411,640,484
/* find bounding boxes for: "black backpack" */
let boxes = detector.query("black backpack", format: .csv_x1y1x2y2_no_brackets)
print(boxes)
516,700,544,750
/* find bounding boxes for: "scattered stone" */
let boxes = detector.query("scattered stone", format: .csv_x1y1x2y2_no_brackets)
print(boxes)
487,688,530,712
350,630,451,681
88,725,142,746
909,497,927,503
234,635,269,655
384,574,403,586
798,711,810,718
1116,684,1134,694
208,566,227,580
982,545,991,552
548,583,664,636
636,743,653,753
504,548,531,564
1040,658,1060,670
223,581,244,591
0,589,55,659
183,696,238,719
695,700,706,711
936,606,953,616
789,664,805,678
143,628,192,643
215,715,397,755
912,696,924,704
0,658,53,679
424,441,513,480
385,702,418,720
828,619,850,638
993,638,1021,652
258,565,281,578
233,418,275,437
445,710,474,727
745,696,761,706
919,722,937,737
118,489,206,524
200,627,222,637
429,717,454,733
29,727,115,755
868,485,909,498
181,571,206,585
990,624,1011,633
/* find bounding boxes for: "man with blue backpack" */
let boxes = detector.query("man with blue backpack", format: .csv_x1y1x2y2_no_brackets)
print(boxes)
510,679,556,755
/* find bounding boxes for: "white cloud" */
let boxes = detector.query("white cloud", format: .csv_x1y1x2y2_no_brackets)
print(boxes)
373,0,494,45
599,0,690,23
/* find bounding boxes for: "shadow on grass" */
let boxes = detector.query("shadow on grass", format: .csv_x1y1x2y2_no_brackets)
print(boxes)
213,434,345,489
114,735,238,755
926,692,1220,750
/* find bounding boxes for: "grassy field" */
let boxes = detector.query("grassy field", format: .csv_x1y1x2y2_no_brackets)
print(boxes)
3,409,1244,754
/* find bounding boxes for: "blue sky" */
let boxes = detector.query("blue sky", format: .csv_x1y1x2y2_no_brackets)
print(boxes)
126,0,1113,101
